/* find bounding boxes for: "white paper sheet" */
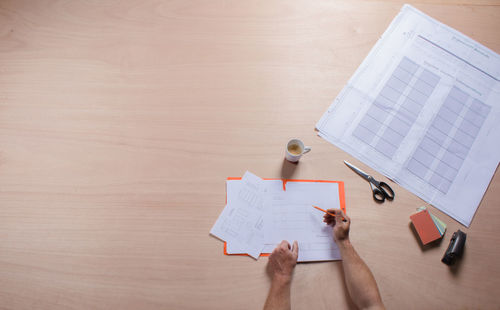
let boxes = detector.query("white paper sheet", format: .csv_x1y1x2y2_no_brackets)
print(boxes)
225,179,342,262
316,5,500,227
210,171,269,259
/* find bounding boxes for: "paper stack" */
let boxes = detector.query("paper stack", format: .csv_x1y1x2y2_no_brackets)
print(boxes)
210,171,269,259
410,206,446,245
210,171,346,262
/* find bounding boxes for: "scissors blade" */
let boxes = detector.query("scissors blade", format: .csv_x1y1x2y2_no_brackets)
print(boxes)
344,161,371,182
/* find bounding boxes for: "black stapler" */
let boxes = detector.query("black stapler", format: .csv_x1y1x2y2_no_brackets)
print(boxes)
441,230,466,266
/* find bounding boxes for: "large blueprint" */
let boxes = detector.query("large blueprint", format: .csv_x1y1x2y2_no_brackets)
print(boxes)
316,5,500,227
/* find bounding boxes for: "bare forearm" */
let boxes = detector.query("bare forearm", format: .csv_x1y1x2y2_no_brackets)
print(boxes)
338,240,384,310
263,276,292,310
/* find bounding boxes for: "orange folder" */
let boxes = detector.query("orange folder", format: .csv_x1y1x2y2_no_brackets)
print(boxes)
223,177,346,257
410,209,442,245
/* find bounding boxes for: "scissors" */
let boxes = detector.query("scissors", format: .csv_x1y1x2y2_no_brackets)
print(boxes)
344,160,395,203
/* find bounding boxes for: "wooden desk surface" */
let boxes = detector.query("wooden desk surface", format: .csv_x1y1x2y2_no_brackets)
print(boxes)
1,0,499,309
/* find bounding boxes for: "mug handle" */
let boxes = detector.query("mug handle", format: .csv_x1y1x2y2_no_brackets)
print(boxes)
303,146,312,154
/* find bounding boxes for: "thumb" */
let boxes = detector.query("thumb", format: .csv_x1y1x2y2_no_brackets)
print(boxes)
292,240,299,256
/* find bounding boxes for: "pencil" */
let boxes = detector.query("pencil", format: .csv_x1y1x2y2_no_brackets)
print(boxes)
312,205,336,217
312,205,347,221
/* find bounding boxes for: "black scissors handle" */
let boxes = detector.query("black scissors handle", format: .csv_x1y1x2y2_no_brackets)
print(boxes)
372,182,395,203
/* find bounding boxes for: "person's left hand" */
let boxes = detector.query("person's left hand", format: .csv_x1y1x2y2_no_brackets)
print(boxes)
266,240,299,283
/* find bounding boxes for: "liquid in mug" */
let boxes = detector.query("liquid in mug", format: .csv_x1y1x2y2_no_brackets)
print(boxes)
288,143,303,155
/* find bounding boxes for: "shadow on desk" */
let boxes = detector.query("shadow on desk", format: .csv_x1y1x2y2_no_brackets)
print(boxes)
281,158,298,179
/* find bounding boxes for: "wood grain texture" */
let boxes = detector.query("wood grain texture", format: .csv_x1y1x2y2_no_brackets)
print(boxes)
0,0,499,309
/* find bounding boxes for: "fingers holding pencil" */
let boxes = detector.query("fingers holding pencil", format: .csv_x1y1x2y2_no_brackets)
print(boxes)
323,209,336,225
313,206,351,242
322,208,349,225
330,209,350,241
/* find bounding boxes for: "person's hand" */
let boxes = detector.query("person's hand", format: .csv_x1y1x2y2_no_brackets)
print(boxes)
323,209,351,242
266,240,299,283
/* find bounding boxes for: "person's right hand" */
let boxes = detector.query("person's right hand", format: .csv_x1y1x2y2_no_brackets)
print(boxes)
266,240,299,283
323,209,351,242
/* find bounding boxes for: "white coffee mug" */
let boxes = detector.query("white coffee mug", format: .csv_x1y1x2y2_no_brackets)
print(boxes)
285,139,311,162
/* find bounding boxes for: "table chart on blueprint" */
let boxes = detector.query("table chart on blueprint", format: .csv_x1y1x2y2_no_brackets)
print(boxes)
352,56,491,195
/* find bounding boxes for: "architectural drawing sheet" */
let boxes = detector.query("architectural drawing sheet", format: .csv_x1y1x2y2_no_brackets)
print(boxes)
223,179,275,256
316,5,500,226
224,179,343,262
210,172,269,259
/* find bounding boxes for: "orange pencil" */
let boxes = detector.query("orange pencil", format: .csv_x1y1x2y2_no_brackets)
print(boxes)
312,205,347,221
312,205,336,217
